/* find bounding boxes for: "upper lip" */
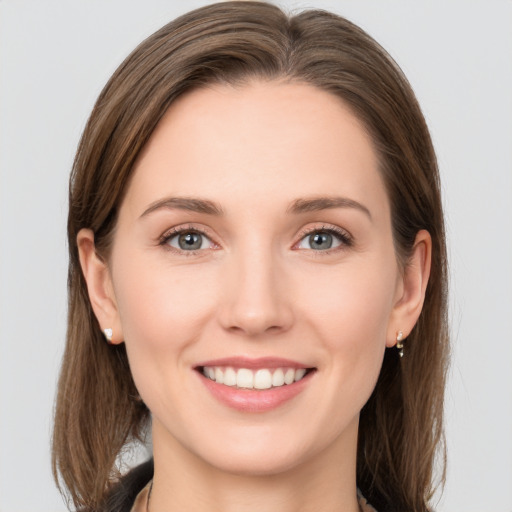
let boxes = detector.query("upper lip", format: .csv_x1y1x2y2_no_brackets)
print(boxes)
195,356,314,370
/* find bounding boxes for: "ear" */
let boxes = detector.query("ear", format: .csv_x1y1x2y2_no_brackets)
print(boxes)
77,228,124,344
386,229,432,347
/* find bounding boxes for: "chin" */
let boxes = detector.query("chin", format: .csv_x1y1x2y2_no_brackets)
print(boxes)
199,443,310,477
184,418,345,478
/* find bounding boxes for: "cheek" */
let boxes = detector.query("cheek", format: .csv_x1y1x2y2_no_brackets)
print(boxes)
113,254,217,345
296,256,397,343
111,267,212,427
111,253,224,405
294,255,396,392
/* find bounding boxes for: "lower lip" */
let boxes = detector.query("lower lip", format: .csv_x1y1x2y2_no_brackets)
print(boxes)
197,371,315,413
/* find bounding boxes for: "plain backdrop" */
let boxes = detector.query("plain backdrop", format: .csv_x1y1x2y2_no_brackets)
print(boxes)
1,1,511,511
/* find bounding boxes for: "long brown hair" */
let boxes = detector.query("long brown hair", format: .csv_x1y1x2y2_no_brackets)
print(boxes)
52,2,449,511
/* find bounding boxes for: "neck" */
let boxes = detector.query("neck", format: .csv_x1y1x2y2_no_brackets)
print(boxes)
148,418,361,512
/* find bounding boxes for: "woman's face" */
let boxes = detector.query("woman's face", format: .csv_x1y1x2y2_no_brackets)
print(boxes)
100,82,408,474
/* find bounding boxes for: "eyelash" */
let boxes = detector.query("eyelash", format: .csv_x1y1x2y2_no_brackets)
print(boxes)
159,224,353,255
159,225,215,256
294,225,353,254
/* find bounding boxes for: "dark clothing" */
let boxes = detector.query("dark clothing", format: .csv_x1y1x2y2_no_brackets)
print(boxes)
100,459,153,512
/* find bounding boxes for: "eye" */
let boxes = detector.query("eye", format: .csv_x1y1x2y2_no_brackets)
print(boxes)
165,229,213,251
296,227,351,251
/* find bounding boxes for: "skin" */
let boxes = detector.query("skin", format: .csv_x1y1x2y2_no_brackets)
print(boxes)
78,81,431,512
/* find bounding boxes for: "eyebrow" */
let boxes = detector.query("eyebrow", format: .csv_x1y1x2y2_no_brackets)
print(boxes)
140,195,371,219
287,196,372,219
140,197,224,218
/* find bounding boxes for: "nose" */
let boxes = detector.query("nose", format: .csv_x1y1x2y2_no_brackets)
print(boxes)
217,244,294,337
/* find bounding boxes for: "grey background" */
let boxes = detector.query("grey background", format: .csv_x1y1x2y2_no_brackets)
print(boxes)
1,1,511,511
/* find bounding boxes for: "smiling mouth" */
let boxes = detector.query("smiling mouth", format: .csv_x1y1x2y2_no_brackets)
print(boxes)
197,366,316,390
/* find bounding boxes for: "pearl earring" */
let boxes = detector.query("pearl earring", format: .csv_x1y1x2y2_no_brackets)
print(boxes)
103,328,113,344
396,331,404,358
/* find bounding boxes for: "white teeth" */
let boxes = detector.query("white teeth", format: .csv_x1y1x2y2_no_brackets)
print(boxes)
272,368,285,387
294,368,306,382
254,369,272,389
237,368,254,388
203,366,310,389
284,368,295,385
223,367,237,386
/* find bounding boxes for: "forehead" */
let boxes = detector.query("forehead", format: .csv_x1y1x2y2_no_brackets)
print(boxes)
123,81,387,219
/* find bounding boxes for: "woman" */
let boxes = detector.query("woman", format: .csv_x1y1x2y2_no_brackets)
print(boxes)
52,2,449,511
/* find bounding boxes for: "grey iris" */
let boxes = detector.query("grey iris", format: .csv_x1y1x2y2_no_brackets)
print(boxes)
179,232,202,250
309,232,333,250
